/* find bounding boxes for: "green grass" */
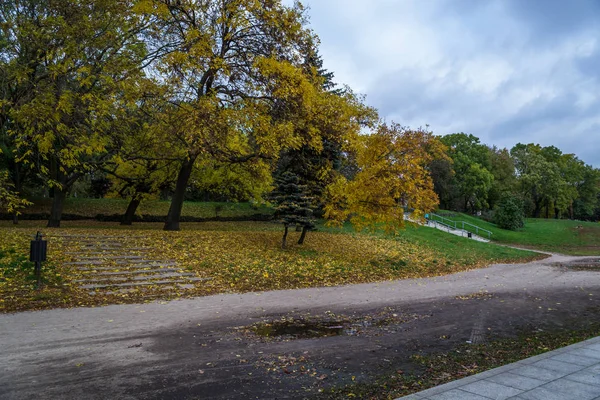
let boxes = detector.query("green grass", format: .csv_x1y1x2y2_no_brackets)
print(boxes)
20,198,273,219
433,212,600,256
318,221,542,266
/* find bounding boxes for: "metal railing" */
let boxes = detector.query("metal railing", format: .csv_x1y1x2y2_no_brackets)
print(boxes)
429,213,492,239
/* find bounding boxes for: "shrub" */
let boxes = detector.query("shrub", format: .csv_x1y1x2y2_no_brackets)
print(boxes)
494,195,525,230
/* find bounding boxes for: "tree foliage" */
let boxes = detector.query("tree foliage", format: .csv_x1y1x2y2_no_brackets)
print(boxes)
324,124,447,232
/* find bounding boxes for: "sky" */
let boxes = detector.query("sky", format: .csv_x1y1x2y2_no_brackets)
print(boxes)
292,0,600,167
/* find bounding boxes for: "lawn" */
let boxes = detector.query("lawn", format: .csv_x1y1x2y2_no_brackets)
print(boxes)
435,211,600,256
15,198,273,219
0,220,539,312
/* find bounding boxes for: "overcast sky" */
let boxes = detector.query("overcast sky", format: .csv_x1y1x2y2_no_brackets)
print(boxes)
295,0,600,167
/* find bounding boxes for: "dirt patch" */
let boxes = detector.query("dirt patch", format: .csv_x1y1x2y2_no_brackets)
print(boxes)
239,309,427,341
124,286,600,400
553,258,600,271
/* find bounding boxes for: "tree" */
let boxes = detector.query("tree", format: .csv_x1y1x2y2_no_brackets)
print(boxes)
488,146,517,210
2,0,149,227
324,123,447,232
573,165,600,221
439,133,494,212
138,0,320,231
494,194,525,230
271,171,315,248
511,143,556,218
0,169,30,215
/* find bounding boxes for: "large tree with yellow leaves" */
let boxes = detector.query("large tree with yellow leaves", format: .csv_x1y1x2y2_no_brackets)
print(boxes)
324,123,448,232
1,0,150,227
138,0,352,230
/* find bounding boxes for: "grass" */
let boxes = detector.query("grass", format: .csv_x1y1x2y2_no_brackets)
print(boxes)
325,323,600,399
0,220,539,312
434,211,600,256
18,198,273,219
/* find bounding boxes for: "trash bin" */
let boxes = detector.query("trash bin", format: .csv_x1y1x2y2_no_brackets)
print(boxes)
467,232,472,238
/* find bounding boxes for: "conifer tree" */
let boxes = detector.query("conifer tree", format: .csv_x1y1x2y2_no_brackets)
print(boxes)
271,172,315,249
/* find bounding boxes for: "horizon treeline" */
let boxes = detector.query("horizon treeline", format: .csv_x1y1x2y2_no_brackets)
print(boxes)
432,133,600,221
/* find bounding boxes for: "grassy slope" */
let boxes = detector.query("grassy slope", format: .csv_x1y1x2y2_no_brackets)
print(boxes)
318,221,540,267
437,211,600,256
21,198,273,218
0,220,538,312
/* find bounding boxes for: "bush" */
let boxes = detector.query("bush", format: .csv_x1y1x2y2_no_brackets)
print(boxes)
494,195,525,230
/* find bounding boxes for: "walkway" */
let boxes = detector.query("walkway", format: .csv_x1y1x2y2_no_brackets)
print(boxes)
399,336,600,400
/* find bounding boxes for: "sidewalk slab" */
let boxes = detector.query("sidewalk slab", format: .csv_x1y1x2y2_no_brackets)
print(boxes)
397,336,600,400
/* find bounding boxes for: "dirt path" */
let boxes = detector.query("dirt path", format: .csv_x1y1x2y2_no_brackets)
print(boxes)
1,253,600,399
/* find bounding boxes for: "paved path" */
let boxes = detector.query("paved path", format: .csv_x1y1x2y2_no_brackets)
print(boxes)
398,336,600,400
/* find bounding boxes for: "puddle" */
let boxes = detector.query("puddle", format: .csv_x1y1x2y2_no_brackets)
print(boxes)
254,320,347,338
244,309,427,340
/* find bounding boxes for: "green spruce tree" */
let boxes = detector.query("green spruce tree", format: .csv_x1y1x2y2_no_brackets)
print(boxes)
271,172,315,249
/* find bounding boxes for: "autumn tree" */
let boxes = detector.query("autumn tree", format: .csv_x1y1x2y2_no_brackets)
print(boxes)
0,169,30,215
2,0,150,227
324,123,447,232
271,171,315,248
273,39,376,215
136,0,322,231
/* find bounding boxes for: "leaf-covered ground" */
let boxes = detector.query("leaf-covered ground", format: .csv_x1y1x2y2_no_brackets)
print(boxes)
0,221,541,313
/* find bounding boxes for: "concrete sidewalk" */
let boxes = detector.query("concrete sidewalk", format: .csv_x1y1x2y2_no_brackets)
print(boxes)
399,336,600,400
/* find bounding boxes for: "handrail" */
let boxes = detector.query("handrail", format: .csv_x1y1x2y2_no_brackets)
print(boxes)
429,213,492,239
428,220,471,239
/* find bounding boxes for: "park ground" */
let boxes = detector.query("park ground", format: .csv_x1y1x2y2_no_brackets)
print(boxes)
2,253,600,399
1,200,600,398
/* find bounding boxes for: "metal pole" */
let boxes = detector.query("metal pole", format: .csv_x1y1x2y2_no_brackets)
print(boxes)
35,261,41,288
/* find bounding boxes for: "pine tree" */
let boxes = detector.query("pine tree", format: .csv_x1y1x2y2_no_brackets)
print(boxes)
271,172,315,248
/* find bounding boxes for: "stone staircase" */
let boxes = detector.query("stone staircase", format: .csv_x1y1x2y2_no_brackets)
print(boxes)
54,234,211,295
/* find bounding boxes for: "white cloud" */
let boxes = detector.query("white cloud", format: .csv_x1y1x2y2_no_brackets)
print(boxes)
296,0,600,165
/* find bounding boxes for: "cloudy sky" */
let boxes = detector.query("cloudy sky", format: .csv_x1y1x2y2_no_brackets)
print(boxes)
295,0,600,166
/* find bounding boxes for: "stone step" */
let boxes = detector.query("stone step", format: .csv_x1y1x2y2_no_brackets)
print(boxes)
76,263,178,271
80,255,146,260
114,259,173,265
81,278,211,290
82,268,181,276
87,282,198,294
76,272,198,283
65,261,106,266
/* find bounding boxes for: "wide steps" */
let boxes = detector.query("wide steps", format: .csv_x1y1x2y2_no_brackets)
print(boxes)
54,233,210,295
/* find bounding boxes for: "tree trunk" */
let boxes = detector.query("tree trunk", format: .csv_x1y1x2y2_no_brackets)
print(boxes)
164,157,196,231
295,225,302,232
297,226,308,245
12,163,21,225
554,205,560,219
121,195,142,226
282,224,289,249
570,201,574,220
533,200,542,218
47,187,66,228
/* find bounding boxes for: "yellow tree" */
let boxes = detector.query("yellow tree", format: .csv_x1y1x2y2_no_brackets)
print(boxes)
2,0,149,227
138,0,325,230
324,123,448,232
